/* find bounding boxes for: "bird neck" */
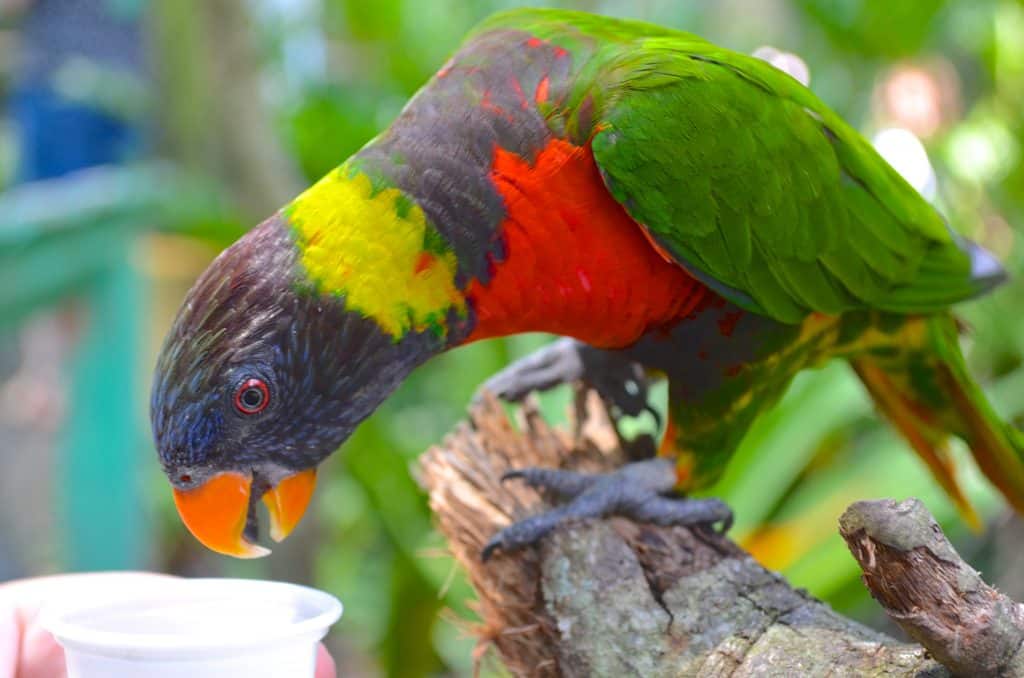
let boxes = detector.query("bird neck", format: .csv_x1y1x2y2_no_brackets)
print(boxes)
283,160,472,348
282,139,709,353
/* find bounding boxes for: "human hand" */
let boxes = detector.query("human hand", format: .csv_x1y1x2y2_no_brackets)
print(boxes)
0,573,337,678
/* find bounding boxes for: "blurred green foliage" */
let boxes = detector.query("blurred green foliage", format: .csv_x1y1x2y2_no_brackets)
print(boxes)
796,0,947,58
4,1,1023,675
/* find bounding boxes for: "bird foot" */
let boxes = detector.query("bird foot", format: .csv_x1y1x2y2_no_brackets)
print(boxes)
476,338,656,421
481,458,733,561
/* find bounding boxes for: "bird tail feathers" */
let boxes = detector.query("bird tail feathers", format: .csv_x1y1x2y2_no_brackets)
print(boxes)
850,313,1024,528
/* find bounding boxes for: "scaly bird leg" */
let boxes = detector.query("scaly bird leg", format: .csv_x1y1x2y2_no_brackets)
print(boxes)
481,458,733,561
476,337,659,427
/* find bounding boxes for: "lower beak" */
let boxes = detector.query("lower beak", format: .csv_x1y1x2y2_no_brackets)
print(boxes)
172,471,269,558
171,468,318,558
263,468,317,542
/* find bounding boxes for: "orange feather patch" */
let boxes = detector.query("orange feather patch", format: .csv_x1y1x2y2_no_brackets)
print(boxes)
464,139,708,348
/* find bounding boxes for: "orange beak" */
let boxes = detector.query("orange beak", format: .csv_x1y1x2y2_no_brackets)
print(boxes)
171,469,317,558
262,468,317,542
172,471,268,558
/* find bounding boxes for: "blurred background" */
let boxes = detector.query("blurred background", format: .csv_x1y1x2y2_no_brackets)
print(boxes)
1,0,1022,675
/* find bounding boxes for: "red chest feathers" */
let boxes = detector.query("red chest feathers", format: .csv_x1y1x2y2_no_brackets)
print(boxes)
465,139,707,348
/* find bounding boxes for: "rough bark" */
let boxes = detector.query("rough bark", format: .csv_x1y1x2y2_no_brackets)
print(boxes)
841,499,1024,677
418,391,972,676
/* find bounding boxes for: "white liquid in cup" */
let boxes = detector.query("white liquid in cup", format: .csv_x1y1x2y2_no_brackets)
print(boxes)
43,578,342,678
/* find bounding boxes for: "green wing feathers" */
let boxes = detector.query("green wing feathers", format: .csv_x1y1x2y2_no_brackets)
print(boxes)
588,38,1004,321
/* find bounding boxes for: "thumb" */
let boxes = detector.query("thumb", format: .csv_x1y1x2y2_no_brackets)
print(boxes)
314,642,336,678
0,604,18,678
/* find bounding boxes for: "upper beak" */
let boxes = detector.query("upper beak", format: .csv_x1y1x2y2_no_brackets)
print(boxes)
172,468,317,558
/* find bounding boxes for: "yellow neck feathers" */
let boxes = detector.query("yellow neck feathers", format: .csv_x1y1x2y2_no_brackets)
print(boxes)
285,164,465,339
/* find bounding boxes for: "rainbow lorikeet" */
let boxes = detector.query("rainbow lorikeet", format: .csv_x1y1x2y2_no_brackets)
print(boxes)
151,8,1022,559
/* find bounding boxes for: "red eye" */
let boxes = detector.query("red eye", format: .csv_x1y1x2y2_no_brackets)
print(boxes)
234,378,269,414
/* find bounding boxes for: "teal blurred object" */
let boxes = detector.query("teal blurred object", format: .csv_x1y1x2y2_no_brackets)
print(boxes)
0,164,221,569
61,236,143,569
4,167,159,326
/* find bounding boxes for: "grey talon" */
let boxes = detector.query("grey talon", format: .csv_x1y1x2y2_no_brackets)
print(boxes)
481,458,735,561
476,339,652,420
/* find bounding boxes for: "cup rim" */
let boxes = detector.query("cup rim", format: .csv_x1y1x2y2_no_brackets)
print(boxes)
42,577,343,659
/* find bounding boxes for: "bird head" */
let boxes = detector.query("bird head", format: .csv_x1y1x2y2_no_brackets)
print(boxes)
151,215,430,557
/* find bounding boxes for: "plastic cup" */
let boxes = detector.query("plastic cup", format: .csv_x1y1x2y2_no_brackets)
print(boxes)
42,577,342,678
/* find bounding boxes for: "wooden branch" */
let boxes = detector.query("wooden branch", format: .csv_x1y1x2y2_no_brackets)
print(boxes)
417,391,960,676
840,498,1024,677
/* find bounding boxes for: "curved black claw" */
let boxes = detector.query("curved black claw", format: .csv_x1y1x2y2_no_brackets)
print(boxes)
481,458,735,562
474,339,654,424
482,504,579,562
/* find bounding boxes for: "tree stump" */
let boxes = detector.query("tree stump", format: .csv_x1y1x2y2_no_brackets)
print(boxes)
417,390,1024,676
